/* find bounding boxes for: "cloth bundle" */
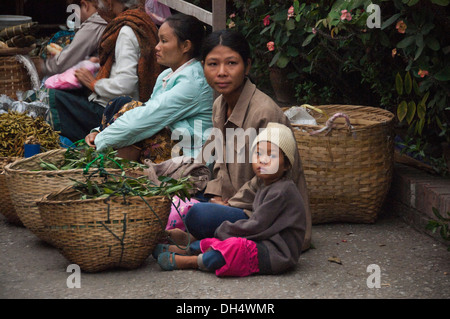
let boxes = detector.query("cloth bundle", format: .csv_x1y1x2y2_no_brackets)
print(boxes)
44,60,100,90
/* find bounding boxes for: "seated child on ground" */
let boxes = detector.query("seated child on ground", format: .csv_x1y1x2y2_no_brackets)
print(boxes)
153,123,307,276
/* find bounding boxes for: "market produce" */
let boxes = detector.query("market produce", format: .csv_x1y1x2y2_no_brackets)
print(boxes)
37,140,146,172
6,34,36,48
71,174,193,200
0,111,60,157
46,43,63,56
0,22,38,41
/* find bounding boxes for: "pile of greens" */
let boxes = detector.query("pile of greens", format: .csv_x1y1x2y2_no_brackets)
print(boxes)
71,174,193,201
39,141,145,172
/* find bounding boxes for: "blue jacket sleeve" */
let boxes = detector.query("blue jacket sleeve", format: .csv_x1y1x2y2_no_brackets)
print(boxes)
94,72,204,151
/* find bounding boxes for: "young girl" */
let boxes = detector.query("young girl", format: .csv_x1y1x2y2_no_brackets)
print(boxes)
154,123,307,276
166,29,311,252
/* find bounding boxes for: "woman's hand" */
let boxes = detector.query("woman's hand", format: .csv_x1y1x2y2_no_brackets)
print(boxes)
210,196,229,206
85,131,99,148
75,68,96,91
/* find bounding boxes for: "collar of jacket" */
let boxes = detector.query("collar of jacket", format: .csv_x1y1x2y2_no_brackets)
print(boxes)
214,78,256,130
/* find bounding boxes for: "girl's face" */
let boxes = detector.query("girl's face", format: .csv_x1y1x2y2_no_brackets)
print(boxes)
155,22,191,71
203,45,251,101
252,142,288,186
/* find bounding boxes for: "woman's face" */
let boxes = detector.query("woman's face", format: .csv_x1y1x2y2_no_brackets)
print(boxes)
155,22,190,70
203,45,251,100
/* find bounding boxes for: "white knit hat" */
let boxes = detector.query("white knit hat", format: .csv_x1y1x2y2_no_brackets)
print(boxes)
251,122,297,166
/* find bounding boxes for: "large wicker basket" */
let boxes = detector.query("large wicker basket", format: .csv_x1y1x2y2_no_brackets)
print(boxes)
0,46,36,99
37,186,171,272
0,156,22,225
289,104,395,224
3,149,126,244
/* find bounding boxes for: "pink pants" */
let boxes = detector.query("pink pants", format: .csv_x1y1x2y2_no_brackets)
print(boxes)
200,237,259,277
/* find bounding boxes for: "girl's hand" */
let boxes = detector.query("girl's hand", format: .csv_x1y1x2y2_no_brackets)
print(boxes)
85,131,99,148
210,196,229,206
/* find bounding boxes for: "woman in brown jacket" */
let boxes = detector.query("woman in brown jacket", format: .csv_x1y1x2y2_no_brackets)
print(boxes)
166,29,311,253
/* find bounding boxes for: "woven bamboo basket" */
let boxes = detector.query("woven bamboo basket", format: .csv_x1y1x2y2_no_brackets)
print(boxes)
37,186,171,272
288,104,395,224
0,156,23,225
3,149,127,244
0,46,36,99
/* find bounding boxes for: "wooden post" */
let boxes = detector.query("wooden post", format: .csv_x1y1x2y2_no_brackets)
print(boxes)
157,0,226,31
212,0,226,31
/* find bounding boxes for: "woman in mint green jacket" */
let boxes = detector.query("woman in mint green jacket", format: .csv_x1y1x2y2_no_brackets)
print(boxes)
85,14,213,162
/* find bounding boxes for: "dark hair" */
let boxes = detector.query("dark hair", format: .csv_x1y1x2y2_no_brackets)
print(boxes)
201,29,251,67
164,13,206,60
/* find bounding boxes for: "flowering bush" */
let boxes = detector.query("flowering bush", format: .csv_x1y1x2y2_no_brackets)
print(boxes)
224,0,449,174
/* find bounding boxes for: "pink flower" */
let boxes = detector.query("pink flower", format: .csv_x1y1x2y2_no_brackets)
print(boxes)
312,27,317,34
287,6,295,20
396,20,407,34
263,15,271,26
229,13,236,19
340,9,352,21
418,69,429,78
267,41,275,52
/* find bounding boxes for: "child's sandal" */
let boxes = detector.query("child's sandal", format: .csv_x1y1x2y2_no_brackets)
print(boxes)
152,244,170,259
157,252,180,271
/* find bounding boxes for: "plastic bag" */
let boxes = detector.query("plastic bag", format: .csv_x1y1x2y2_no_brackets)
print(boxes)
145,0,172,26
284,106,318,126
0,94,15,114
9,90,49,119
44,60,100,90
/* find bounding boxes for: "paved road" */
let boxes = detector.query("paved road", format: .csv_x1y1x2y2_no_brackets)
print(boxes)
0,209,449,301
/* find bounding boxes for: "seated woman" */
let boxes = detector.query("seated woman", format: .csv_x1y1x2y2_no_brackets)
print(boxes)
36,0,107,77
85,13,213,163
48,0,161,143
167,29,312,251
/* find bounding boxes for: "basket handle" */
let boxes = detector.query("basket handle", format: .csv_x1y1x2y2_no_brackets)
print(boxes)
309,112,356,137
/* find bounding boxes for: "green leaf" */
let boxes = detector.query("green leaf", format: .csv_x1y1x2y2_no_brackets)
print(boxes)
417,102,426,119
407,0,420,5
406,101,416,124
397,36,415,48
381,13,402,30
434,65,450,81
425,37,440,51
404,72,412,95
413,79,420,96
397,100,408,121
421,91,430,105
269,51,281,67
414,35,425,60
396,73,403,95
276,54,290,68
416,117,425,135
302,33,316,47
286,18,295,31
430,0,450,6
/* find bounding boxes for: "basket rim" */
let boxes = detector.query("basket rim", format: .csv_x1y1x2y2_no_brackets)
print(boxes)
286,104,395,130
36,185,170,206
3,149,127,176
